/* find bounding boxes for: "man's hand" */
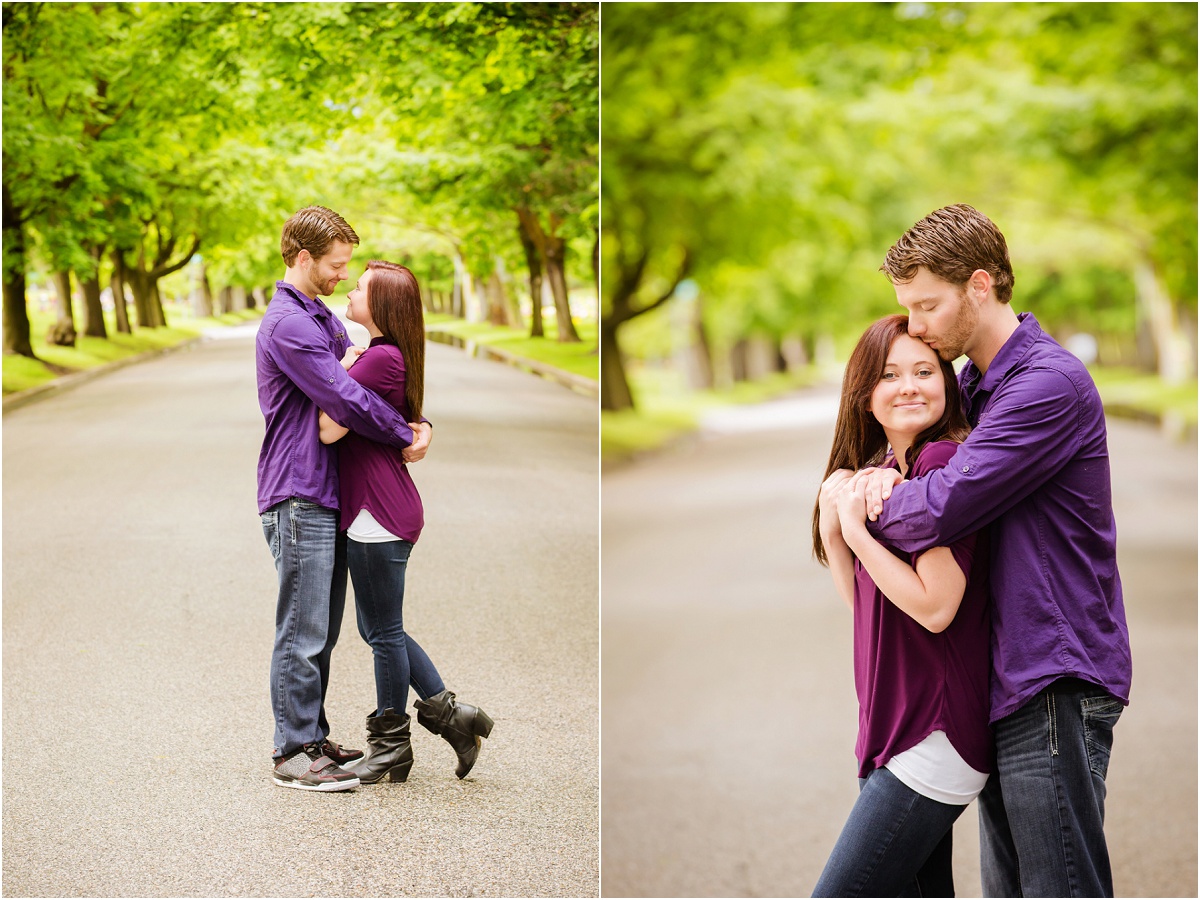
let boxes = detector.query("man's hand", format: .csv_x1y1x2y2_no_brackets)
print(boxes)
847,466,906,522
341,346,365,371
402,421,433,463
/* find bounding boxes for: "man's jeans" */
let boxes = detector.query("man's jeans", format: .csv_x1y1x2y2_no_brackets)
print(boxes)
347,538,445,716
261,498,347,758
813,766,967,897
980,678,1123,897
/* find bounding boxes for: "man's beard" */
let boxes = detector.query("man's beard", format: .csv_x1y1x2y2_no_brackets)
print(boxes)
934,288,978,361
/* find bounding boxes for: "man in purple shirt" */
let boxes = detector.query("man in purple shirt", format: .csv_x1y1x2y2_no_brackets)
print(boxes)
854,205,1132,897
256,205,432,791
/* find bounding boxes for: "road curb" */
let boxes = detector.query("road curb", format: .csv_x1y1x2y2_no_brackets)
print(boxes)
426,329,599,398
3,337,205,414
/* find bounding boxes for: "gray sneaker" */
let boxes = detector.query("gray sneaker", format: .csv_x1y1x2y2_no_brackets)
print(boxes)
273,743,360,792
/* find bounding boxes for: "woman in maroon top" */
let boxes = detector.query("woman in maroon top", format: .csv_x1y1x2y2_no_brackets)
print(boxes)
318,260,493,784
810,315,992,897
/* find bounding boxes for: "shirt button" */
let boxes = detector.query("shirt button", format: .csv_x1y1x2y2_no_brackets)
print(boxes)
962,466,971,473
328,376,335,384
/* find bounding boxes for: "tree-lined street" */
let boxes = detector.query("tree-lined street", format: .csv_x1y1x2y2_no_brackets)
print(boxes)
3,330,598,897
601,396,1196,897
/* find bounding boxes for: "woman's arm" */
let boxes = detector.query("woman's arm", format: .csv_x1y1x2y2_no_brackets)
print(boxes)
818,469,856,610
318,411,349,444
837,479,967,633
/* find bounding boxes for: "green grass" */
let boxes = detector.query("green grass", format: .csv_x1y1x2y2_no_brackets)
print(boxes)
4,306,264,395
602,364,824,465
1090,366,1198,425
425,313,598,382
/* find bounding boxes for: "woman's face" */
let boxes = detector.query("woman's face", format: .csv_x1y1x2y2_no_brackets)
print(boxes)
869,334,946,442
345,269,374,330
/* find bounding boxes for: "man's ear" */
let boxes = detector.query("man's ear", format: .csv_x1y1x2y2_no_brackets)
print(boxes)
969,268,993,302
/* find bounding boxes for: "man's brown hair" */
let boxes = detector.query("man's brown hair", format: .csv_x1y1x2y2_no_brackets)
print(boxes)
881,204,1015,304
280,206,360,266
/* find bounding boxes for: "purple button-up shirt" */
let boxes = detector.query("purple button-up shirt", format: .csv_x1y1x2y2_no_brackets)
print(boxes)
256,280,415,514
867,313,1132,723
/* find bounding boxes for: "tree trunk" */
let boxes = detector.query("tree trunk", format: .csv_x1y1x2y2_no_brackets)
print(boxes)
518,206,581,343
128,251,152,328
251,287,266,310
47,270,77,346
191,262,214,318
600,319,634,411
231,285,247,312
79,272,107,338
219,286,233,315
78,243,107,338
1134,258,1193,383
450,255,464,318
110,249,131,334
149,280,167,328
2,183,35,357
517,214,545,338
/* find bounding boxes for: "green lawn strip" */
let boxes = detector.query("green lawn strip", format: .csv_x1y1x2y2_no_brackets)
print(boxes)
425,313,598,382
4,308,264,395
1089,366,1198,425
601,365,823,464
603,363,1196,464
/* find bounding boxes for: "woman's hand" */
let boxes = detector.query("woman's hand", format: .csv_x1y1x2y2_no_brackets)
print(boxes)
835,477,870,534
341,346,365,371
818,469,854,538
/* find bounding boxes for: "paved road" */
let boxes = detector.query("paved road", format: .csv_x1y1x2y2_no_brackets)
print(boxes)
3,324,598,897
601,386,1197,897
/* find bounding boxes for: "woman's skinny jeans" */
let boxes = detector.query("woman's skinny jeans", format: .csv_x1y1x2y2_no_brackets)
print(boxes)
346,538,445,716
812,766,967,897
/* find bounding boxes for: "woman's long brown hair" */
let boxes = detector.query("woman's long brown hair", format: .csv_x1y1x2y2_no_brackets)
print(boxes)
811,314,970,566
365,259,425,422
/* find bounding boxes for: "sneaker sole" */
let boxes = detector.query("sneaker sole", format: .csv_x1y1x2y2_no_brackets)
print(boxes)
273,774,360,792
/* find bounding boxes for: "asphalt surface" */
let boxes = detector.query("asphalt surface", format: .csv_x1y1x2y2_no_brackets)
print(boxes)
601,386,1197,898
3,322,599,897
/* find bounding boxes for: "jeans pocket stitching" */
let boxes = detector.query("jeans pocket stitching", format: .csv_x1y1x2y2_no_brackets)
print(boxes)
1046,692,1059,757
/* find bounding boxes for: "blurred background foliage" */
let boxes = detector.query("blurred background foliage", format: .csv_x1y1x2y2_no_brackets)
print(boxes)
3,1,597,387
600,2,1196,439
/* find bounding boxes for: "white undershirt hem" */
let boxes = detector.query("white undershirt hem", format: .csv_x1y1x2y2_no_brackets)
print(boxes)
884,730,989,805
347,508,401,543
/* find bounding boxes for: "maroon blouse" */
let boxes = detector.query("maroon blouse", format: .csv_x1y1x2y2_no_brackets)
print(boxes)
336,338,424,542
852,440,993,778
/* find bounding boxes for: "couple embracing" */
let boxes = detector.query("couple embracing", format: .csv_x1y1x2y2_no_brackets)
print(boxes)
812,205,1132,898
256,206,493,792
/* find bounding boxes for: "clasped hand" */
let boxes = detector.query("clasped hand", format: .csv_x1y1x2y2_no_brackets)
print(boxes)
820,466,906,537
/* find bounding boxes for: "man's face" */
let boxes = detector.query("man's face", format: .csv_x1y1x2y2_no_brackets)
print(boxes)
301,240,354,297
894,267,979,363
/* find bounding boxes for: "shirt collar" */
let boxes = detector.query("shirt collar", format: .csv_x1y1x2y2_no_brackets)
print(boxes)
368,335,395,347
961,311,1041,395
274,280,332,319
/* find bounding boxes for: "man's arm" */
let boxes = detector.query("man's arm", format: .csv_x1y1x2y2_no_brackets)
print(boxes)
270,314,415,451
867,368,1084,553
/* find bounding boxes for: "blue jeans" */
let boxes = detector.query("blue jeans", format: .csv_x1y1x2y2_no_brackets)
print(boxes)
813,766,966,897
261,499,348,758
979,678,1123,897
346,538,445,716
